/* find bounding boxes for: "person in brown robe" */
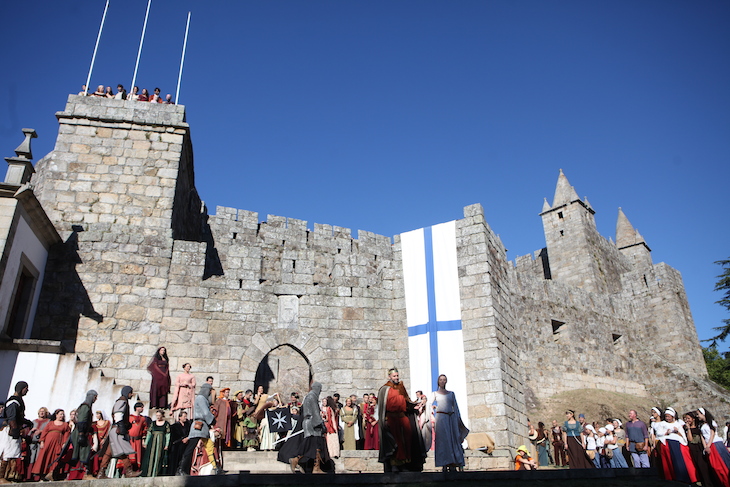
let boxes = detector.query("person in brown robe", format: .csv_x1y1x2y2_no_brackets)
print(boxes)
213,388,233,448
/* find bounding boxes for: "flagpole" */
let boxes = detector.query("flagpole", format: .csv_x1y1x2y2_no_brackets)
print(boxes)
130,0,152,94
84,0,110,95
175,11,191,105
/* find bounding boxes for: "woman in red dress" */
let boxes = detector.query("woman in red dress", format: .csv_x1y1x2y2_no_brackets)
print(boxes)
148,346,171,409
364,394,380,450
91,411,111,476
31,409,70,481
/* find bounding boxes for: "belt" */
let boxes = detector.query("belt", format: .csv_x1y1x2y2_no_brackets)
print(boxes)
386,412,405,418
130,436,142,440
436,411,453,415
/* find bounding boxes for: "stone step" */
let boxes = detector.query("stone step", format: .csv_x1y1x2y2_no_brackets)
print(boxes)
222,448,511,473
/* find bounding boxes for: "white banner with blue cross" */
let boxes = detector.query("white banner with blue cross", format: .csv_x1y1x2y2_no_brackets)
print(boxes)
401,220,469,427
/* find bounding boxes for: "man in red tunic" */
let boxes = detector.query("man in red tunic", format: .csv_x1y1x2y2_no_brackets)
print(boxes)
377,368,425,472
127,403,148,469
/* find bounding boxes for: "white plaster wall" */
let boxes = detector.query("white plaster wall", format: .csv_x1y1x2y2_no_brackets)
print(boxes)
0,214,50,338
5,352,128,421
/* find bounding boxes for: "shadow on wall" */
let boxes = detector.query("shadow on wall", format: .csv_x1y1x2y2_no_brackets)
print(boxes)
253,344,313,398
31,226,102,352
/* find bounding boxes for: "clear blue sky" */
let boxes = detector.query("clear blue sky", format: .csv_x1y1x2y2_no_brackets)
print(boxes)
1,1,728,349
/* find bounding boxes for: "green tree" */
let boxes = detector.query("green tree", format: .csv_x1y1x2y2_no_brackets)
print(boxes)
707,258,730,346
703,345,730,389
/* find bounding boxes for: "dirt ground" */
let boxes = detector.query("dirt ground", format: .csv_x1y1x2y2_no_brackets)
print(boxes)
527,388,661,426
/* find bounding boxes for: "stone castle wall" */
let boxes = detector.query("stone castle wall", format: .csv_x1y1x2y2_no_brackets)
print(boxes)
20,95,726,457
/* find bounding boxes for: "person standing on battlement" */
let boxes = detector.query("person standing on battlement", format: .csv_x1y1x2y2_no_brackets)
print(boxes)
377,368,425,472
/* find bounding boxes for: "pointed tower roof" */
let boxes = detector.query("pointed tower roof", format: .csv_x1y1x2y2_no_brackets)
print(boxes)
552,169,580,207
616,207,648,249
541,198,551,213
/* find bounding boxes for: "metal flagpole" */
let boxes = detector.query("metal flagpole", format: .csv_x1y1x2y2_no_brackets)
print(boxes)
130,0,152,93
84,0,110,95
175,12,191,105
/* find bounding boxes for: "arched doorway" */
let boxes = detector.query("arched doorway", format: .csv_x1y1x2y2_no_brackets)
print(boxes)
253,344,312,401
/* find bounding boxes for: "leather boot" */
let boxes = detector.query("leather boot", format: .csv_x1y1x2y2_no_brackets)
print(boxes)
97,451,112,479
0,460,9,484
289,456,300,473
121,457,142,478
313,449,324,474
5,460,18,482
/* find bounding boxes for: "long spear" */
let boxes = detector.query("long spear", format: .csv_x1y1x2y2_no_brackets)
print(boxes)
175,12,191,105
84,0,110,95
130,0,152,94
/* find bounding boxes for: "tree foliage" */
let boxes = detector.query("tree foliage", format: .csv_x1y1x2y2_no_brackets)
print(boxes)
706,258,730,346
703,345,730,389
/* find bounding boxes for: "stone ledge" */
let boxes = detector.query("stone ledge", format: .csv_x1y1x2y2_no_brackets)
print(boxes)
0,338,65,353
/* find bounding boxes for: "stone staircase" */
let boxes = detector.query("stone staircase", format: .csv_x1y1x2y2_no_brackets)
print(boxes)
222,448,511,473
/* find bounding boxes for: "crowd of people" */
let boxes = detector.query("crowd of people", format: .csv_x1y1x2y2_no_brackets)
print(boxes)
523,407,730,485
78,83,175,104
0,359,470,480
7,348,725,482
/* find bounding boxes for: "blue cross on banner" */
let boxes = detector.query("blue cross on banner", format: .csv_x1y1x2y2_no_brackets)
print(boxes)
406,226,462,391
401,221,469,426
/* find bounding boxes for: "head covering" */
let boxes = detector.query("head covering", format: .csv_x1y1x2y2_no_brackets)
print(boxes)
605,424,614,432
121,385,133,397
651,407,661,416
198,383,213,398
578,413,585,418
517,445,529,454
234,390,244,397
310,382,322,396
84,390,98,405
585,424,596,433
614,419,623,427
218,387,230,399
664,408,676,418
14,381,28,393
698,407,706,416
598,427,607,434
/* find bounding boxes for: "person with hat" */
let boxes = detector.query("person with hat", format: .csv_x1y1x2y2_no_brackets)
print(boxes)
213,388,233,448
515,445,537,470
655,408,697,483
0,382,31,483
97,386,141,479
232,391,247,449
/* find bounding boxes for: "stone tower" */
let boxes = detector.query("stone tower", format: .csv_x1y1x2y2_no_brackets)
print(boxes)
540,169,630,294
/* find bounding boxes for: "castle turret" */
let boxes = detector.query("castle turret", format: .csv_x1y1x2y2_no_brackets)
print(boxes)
616,207,652,268
540,170,629,294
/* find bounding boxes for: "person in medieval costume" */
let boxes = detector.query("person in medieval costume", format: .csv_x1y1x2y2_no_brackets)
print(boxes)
377,368,426,472
147,347,171,409
232,391,247,449
67,390,97,479
171,363,196,421
128,402,149,468
213,388,233,448
291,382,334,474
0,381,31,483
178,383,219,475
97,386,141,479
432,374,469,472
167,410,191,475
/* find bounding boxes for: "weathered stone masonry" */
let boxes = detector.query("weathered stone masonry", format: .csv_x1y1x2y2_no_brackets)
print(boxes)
22,96,728,464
